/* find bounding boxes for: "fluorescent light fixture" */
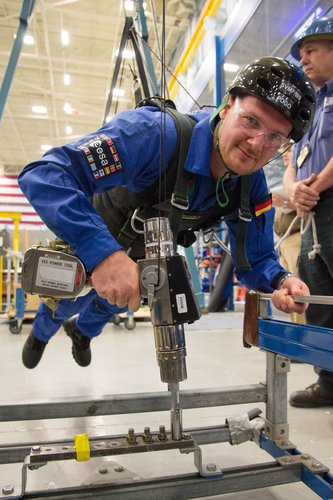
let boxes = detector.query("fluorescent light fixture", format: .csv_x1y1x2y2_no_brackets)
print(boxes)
293,6,324,40
24,34,34,45
123,49,134,58
124,0,134,10
64,102,72,114
61,29,69,46
66,125,72,134
13,34,34,44
63,74,71,85
32,105,47,114
41,145,52,151
115,48,134,59
112,88,125,97
224,63,239,72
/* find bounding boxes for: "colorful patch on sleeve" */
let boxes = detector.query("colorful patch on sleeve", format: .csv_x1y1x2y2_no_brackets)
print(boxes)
254,194,272,217
77,133,122,178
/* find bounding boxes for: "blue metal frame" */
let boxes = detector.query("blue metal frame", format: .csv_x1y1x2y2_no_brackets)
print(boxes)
260,435,333,499
258,318,333,370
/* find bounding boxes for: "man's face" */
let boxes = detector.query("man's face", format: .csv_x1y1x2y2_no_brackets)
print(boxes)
300,40,333,87
216,94,292,177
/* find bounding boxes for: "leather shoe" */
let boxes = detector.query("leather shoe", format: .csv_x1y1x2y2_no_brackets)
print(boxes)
64,318,91,367
289,383,333,408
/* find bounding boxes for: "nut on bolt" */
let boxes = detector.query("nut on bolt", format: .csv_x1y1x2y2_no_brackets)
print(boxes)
142,426,153,443
157,425,167,441
126,428,137,444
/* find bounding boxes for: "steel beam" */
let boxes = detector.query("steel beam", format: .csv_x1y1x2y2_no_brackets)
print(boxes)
0,385,266,422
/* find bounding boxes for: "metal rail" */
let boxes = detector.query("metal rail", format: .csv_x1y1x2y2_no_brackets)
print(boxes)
260,293,333,305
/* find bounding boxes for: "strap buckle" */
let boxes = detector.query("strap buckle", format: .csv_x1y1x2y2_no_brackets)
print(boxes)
171,193,189,210
238,208,252,222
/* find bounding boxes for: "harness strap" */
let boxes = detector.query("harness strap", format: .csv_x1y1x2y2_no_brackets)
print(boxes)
163,107,194,250
234,175,252,271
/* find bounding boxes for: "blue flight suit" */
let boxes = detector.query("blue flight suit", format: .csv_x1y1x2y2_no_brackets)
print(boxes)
19,106,287,342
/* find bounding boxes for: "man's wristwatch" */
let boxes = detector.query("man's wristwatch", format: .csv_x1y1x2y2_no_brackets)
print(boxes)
278,273,297,289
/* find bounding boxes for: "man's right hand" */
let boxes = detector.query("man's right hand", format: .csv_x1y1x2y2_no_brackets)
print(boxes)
91,250,141,312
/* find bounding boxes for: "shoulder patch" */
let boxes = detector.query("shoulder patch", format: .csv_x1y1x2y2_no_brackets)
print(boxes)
78,133,122,179
254,194,272,217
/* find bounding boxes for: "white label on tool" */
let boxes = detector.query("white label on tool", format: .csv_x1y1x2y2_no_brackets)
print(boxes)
36,257,77,292
176,293,188,313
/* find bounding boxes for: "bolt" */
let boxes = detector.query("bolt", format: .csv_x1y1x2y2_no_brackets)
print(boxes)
98,466,108,474
182,433,191,440
312,461,323,469
281,441,290,447
142,427,153,443
283,455,292,462
126,428,137,444
31,446,41,453
2,485,14,495
158,425,167,441
206,463,217,472
114,465,124,472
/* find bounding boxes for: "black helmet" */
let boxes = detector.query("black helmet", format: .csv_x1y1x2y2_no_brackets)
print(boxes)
291,17,333,61
227,56,316,142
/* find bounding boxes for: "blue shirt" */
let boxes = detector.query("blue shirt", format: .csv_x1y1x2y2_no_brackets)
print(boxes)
292,78,333,184
19,106,285,292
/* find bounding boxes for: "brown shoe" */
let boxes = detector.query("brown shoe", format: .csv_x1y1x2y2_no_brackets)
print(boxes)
289,383,333,408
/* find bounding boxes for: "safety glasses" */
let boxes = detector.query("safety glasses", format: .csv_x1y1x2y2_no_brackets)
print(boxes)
233,97,291,151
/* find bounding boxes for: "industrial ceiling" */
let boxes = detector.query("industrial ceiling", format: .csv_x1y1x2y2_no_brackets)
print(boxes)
0,0,196,175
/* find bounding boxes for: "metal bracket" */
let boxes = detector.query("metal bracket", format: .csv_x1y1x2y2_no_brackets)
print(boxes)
277,453,329,474
264,420,289,442
0,455,46,500
180,443,223,478
275,355,290,373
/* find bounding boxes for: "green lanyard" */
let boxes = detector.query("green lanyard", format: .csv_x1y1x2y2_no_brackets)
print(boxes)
209,92,238,208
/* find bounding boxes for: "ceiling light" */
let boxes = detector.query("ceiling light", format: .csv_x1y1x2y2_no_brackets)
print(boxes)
32,105,47,114
112,88,125,97
115,48,134,59
24,34,34,45
61,30,69,46
41,145,52,151
13,34,34,45
223,63,239,72
63,74,71,85
64,102,72,114
66,125,72,134
124,0,134,11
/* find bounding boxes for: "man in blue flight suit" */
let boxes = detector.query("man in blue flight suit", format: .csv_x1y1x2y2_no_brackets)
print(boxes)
19,57,315,369
284,17,333,407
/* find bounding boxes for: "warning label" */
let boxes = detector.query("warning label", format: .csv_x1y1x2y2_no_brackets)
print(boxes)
36,257,77,292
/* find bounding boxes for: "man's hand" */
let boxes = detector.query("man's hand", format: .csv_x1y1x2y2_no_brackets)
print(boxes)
290,174,319,220
91,250,141,312
271,276,310,315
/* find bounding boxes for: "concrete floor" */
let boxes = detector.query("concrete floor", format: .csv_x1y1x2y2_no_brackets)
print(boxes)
0,305,332,499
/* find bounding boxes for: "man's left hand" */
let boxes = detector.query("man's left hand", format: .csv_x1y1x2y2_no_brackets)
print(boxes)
271,276,309,314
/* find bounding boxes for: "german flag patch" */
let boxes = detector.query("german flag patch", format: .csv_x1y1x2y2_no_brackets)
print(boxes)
254,194,272,217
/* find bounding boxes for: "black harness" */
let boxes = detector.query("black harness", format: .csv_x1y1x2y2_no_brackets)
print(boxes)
92,98,251,270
